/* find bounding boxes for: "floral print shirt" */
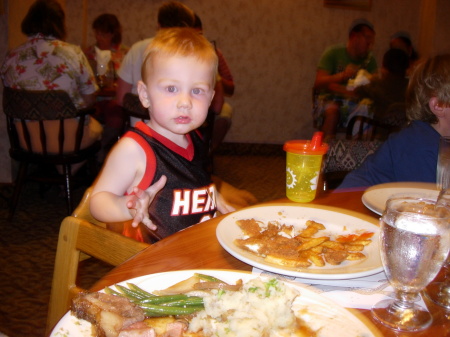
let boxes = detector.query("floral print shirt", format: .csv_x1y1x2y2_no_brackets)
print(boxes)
1,34,98,108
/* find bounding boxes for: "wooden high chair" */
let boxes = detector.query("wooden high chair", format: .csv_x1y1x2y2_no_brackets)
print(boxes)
45,187,149,334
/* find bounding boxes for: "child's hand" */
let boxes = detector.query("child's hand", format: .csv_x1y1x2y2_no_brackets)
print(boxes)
216,192,236,215
126,176,167,230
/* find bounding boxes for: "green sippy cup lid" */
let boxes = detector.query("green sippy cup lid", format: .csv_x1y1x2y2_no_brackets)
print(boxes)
283,132,329,155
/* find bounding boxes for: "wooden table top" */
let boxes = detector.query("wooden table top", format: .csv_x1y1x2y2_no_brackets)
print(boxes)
92,189,450,336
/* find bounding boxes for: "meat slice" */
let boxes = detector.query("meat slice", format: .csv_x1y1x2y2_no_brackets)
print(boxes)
118,321,156,337
71,292,146,337
162,320,188,337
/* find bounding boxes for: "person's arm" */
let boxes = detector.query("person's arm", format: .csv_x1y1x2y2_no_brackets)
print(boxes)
314,65,359,91
216,48,235,96
116,77,133,106
215,189,236,215
90,137,165,229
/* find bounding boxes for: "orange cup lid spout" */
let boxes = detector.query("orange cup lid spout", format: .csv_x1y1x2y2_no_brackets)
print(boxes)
283,132,329,155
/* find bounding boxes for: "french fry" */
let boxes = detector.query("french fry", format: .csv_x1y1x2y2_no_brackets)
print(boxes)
307,252,326,267
265,254,311,268
351,240,372,246
305,220,326,230
322,241,345,250
346,252,366,260
298,221,325,238
297,237,329,251
344,244,365,252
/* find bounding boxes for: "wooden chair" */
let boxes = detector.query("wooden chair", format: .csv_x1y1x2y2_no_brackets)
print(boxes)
2,87,101,218
122,92,148,129
323,138,384,189
45,186,149,334
346,115,394,141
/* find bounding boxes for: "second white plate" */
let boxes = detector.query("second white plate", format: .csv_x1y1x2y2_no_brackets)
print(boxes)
362,182,439,215
216,204,382,279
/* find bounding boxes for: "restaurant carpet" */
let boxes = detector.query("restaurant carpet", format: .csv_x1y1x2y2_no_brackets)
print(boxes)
0,143,286,337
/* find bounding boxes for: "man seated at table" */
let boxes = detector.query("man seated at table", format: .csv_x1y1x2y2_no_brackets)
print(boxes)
312,18,377,139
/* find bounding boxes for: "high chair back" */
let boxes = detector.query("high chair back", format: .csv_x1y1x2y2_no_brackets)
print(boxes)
45,187,149,334
122,92,149,129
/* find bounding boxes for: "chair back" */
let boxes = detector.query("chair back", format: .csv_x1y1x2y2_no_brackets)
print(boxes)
2,86,101,217
323,138,383,189
122,92,148,129
346,115,394,141
45,213,149,334
3,87,99,158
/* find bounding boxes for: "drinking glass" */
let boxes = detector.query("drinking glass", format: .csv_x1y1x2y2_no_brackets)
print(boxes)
423,136,450,308
371,197,450,331
436,136,450,191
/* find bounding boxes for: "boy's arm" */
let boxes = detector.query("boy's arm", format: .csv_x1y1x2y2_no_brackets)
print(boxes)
90,138,147,223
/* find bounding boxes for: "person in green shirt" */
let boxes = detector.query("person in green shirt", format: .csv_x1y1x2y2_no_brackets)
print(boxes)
313,18,377,138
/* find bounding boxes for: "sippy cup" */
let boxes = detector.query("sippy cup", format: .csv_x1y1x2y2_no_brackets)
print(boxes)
283,132,328,202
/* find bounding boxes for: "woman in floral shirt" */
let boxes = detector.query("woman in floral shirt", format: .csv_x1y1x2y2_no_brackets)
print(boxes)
0,0,101,173
1,0,98,109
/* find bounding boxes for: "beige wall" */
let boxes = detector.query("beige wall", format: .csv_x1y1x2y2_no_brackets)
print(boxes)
64,0,430,144
1,0,449,182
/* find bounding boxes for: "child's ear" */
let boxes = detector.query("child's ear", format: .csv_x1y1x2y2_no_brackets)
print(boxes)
429,97,445,117
137,80,151,108
210,89,215,105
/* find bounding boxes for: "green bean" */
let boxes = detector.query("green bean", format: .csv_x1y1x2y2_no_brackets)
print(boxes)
138,294,192,304
104,287,122,296
159,298,204,307
126,283,156,298
142,304,204,317
194,273,225,283
114,284,148,300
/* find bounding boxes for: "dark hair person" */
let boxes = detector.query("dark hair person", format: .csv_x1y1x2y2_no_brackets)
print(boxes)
3,0,97,109
21,0,66,40
92,13,122,46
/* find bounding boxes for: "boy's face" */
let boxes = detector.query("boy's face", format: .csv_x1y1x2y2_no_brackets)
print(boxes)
137,54,215,144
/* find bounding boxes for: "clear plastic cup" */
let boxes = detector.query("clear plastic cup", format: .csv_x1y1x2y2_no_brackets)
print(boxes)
283,132,328,202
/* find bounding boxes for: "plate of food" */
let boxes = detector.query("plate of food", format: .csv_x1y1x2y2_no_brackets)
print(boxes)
362,182,439,215
216,204,382,279
50,269,382,337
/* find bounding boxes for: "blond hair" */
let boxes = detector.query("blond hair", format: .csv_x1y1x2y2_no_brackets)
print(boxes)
141,27,218,85
406,54,450,124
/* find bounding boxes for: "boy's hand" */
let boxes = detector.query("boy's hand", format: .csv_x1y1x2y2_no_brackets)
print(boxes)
216,192,236,215
126,175,167,230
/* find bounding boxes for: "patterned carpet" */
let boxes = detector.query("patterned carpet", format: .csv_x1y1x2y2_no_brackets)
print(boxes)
0,145,286,337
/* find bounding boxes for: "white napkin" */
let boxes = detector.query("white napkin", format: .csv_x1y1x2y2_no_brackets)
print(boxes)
95,46,112,76
252,267,426,310
347,69,372,91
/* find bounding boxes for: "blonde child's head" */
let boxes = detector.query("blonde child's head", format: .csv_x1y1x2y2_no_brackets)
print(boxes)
141,28,218,86
406,54,450,124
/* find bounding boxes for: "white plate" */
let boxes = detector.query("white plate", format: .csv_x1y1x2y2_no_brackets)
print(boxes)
362,182,439,215
216,204,382,279
50,270,382,337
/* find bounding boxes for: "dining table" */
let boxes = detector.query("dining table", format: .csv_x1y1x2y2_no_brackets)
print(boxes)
91,188,450,337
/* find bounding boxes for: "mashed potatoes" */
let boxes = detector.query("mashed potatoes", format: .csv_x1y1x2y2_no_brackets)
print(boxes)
188,277,309,337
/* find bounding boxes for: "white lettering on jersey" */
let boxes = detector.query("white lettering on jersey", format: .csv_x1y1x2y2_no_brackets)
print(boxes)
171,189,191,215
203,184,217,211
192,188,207,214
171,183,217,215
